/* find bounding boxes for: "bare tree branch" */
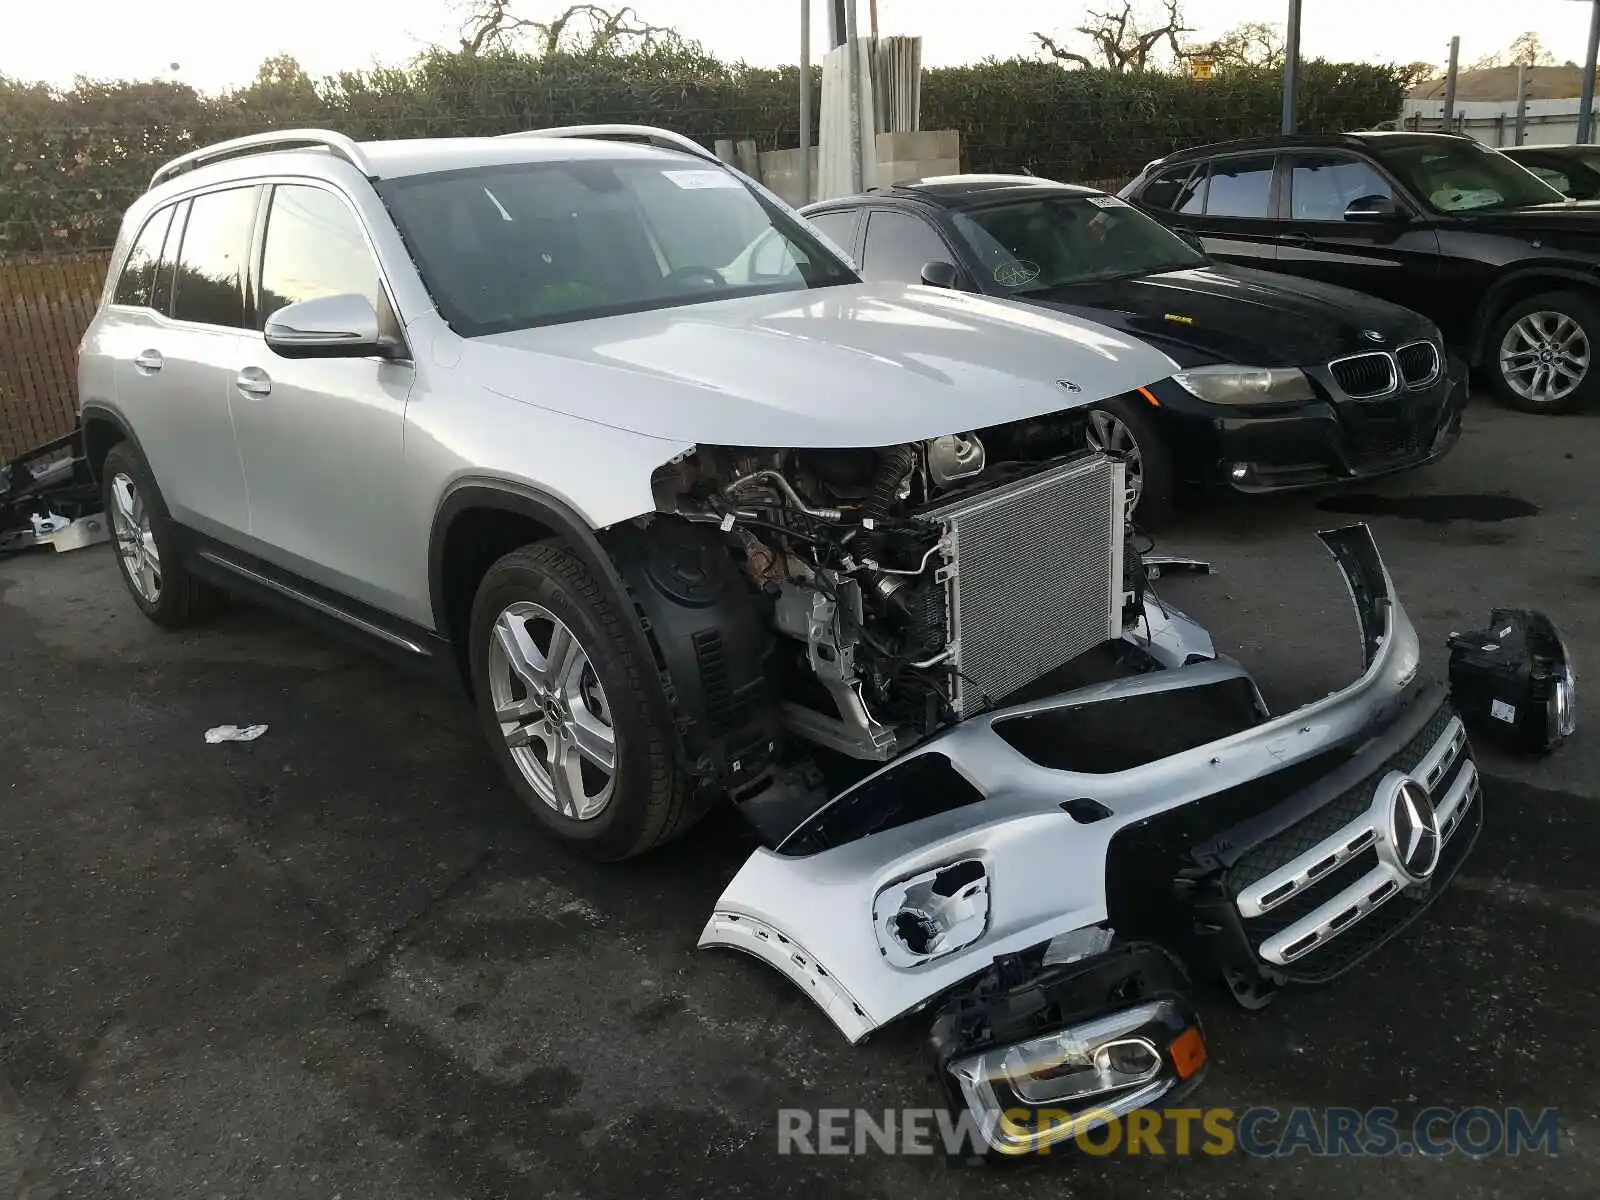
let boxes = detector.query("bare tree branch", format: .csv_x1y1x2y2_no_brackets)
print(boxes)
1036,0,1193,73
458,2,681,59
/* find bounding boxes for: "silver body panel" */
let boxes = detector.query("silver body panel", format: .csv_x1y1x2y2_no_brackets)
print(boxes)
699,527,1425,1043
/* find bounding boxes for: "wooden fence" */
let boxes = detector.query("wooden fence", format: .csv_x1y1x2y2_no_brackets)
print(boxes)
0,252,112,460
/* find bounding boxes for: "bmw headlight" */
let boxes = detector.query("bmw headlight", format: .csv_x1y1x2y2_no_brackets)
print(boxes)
1172,365,1316,405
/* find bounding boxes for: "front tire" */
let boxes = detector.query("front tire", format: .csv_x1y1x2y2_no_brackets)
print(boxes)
468,542,698,859
101,441,226,628
1487,291,1598,414
1087,395,1175,527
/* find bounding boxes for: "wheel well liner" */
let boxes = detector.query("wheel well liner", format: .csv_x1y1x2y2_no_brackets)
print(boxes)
1469,269,1600,364
79,404,140,481
428,481,649,671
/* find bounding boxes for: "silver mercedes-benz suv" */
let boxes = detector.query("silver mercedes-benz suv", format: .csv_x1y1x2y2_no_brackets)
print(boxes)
80,125,1482,1155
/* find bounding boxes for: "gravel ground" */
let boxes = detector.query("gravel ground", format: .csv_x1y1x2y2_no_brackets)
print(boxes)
1,398,1595,1198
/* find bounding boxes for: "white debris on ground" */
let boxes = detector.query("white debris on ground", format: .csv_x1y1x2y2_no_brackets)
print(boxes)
204,724,269,744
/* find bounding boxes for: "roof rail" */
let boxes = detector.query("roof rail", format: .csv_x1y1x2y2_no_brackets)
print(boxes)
148,129,372,191
499,124,721,165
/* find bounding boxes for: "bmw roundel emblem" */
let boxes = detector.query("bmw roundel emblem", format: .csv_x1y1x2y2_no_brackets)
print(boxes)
1363,329,1386,344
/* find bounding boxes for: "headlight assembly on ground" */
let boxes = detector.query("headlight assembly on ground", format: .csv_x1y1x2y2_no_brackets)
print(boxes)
947,998,1206,1155
1172,365,1316,405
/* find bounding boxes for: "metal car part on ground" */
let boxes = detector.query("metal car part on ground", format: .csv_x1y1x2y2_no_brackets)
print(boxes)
0,431,107,557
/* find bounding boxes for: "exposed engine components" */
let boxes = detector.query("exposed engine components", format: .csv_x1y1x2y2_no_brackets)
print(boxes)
649,413,1108,762
926,432,987,487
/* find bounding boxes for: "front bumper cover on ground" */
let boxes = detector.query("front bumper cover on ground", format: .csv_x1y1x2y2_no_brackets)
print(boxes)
698,524,1457,1043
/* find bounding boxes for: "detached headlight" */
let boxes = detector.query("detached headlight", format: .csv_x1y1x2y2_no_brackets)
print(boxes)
946,997,1206,1155
1447,608,1576,755
1172,365,1315,405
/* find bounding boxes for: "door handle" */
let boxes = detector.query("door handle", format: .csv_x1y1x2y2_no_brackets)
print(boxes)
234,367,272,398
1278,231,1314,245
133,350,163,373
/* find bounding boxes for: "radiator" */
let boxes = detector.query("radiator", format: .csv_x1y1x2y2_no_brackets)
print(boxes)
922,454,1125,716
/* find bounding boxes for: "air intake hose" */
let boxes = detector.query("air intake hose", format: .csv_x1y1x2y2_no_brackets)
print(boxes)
859,444,918,614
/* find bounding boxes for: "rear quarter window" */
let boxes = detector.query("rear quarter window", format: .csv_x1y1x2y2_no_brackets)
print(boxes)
112,206,176,308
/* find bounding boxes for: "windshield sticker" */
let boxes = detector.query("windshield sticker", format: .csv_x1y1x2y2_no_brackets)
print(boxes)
1087,195,1128,208
994,259,1041,287
663,169,742,190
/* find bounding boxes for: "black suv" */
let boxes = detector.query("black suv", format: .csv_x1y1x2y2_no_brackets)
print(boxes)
1121,131,1600,413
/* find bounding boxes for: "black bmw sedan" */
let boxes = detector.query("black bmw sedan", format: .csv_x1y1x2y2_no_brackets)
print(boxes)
802,175,1465,523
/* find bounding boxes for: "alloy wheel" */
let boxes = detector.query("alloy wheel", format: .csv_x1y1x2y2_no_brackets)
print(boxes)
109,472,161,603
487,601,618,821
1499,310,1590,407
1086,408,1144,517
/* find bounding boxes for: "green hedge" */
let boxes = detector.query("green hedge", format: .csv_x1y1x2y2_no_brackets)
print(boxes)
0,49,1408,254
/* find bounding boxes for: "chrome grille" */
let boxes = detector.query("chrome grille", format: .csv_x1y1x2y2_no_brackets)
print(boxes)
1228,708,1478,977
1396,340,1442,388
922,454,1123,716
1329,351,1398,399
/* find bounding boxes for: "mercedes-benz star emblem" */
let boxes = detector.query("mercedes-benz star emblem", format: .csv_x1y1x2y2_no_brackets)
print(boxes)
1385,774,1442,881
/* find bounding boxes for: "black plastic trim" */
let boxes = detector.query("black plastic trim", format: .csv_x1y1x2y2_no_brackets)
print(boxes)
171,524,458,681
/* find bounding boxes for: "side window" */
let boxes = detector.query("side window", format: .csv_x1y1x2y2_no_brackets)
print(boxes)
112,206,175,308
1140,164,1206,215
170,186,259,328
1289,154,1394,221
860,210,952,282
805,210,857,252
1519,161,1572,194
1204,155,1277,219
150,200,189,317
259,184,382,326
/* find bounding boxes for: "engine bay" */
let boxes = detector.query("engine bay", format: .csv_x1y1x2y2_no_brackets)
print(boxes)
647,408,1125,766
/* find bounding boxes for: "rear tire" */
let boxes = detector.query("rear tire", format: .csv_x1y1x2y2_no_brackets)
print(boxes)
101,441,227,628
1486,290,1598,414
468,542,700,859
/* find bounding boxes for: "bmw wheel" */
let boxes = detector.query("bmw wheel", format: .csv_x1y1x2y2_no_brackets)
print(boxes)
1489,291,1598,414
468,542,699,859
1086,395,1175,527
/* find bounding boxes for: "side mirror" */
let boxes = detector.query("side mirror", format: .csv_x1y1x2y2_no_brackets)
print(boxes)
1343,195,1406,223
264,294,397,360
920,260,962,289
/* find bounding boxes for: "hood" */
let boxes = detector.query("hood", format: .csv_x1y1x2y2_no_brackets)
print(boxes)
1017,264,1435,368
462,283,1176,448
1455,200,1600,234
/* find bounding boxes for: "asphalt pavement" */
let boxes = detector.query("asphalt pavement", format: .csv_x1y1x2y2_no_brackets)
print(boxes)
1,399,1595,1198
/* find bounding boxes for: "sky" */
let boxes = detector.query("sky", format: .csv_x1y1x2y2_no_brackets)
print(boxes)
1,0,1595,92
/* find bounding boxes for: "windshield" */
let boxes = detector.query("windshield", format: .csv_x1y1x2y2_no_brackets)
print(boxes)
378,159,856,336
948,194,1205,292
1375,141,1566,213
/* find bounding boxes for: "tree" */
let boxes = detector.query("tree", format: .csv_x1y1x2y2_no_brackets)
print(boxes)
457,1,684,58
1187,21,1284,71
1469,31,1557,71
1034,0,1193,73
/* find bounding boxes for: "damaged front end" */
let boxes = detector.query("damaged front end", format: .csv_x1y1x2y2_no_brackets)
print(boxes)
699,524,1483,1154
